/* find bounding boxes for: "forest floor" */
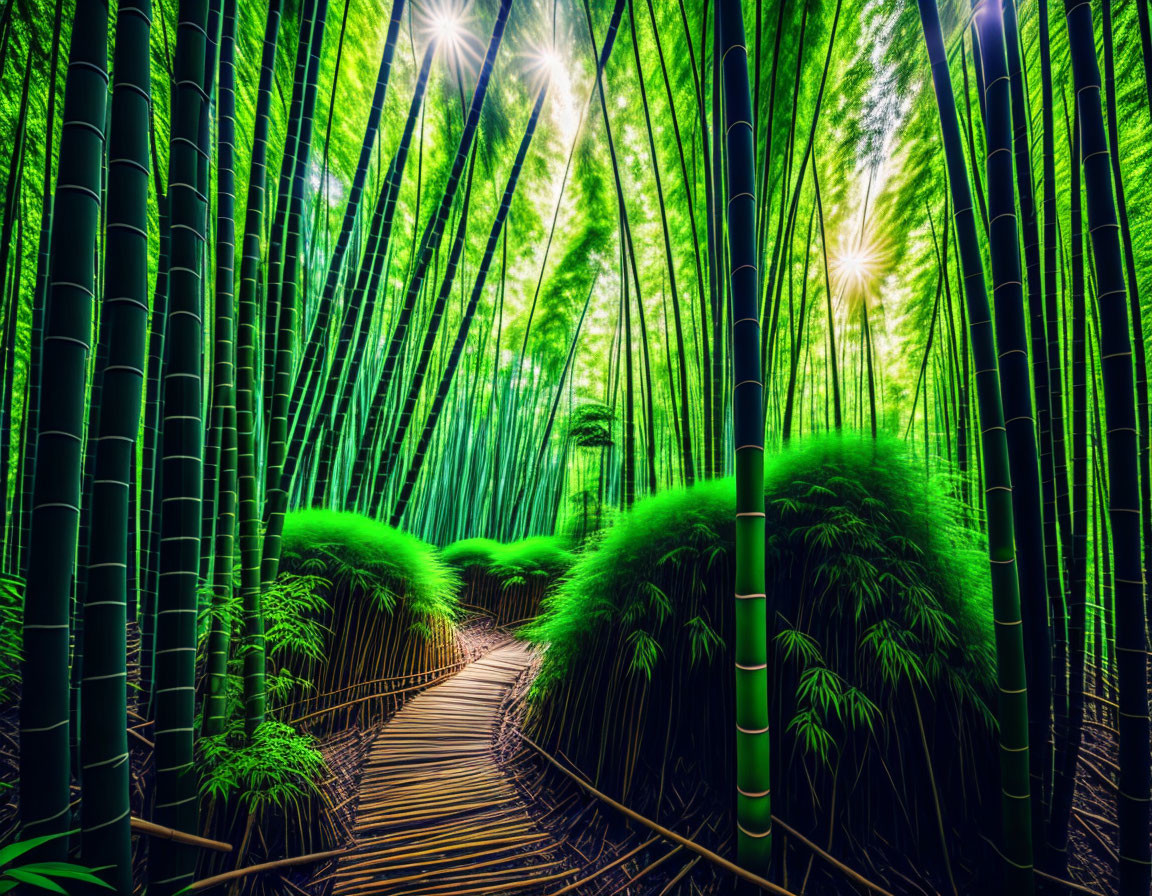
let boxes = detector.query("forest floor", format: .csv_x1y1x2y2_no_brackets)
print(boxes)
0,624,1139,895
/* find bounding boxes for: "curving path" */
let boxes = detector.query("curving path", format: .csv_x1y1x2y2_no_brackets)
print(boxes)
331,641,579,896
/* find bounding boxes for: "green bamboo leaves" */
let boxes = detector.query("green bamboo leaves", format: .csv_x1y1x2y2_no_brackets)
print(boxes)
718,0,772,874
3,3,1152,892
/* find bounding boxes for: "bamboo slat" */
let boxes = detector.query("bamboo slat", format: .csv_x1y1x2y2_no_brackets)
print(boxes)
331,642,580,896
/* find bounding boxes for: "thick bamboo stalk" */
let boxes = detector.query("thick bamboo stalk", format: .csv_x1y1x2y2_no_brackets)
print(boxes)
718,0,772,874
1063,1,1152,891
79,0,151,886
151,0,211,890
234,0,283,739
19,0,108,861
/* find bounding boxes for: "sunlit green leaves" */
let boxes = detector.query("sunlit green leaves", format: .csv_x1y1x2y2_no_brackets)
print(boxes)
264,574,331,662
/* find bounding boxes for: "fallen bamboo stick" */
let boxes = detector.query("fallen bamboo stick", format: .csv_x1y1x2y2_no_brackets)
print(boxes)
130,817,232,853
768,816,894,896
183,848,348,891
1034,868,1107,896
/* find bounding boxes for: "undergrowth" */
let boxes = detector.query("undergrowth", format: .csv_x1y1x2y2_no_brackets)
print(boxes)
0,575,20,705
282,509,459,626
276,510,463,730
526,434,997,888
198,719,327,814
197,574,332,813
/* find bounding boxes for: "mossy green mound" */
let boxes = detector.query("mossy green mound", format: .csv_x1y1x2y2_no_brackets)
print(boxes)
278,510,463,729
526,435,996,888
282,509,460,622
441,535,574,625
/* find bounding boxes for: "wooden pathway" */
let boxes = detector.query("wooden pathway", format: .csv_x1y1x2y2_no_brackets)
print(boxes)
331,641,577,896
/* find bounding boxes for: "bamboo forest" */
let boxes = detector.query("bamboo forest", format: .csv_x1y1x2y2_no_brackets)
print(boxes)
1,0,1152,892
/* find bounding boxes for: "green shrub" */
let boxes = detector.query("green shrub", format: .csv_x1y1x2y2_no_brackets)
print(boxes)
441,535,573,581
526,434,996,887
441,535,573,624
439,537,500,571
282,509,459,625
277,510,463,727
198,719,327,815
194,572,330,819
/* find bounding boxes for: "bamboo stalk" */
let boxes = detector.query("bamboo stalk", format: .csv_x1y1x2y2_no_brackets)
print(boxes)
517,729,807,896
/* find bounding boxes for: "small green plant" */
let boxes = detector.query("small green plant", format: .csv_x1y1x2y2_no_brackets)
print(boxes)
199,572,330,722
264,574,331,663
567,403,614,448
198,719,327,814
0,575,22,704
0,832,113,893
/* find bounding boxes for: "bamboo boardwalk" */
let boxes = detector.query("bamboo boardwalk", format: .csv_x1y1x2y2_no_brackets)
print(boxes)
330,641,580,896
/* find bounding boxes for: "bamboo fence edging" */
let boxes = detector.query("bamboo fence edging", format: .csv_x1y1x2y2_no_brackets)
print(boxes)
289,669,463,725
275,658,473,715
130,817,233,852
1033,868,1107,896
181,848,348,891
977,833,1105,896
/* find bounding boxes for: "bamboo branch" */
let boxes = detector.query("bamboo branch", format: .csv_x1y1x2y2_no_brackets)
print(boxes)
130,817,233,853
182,848,347,891
769,816,895,896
